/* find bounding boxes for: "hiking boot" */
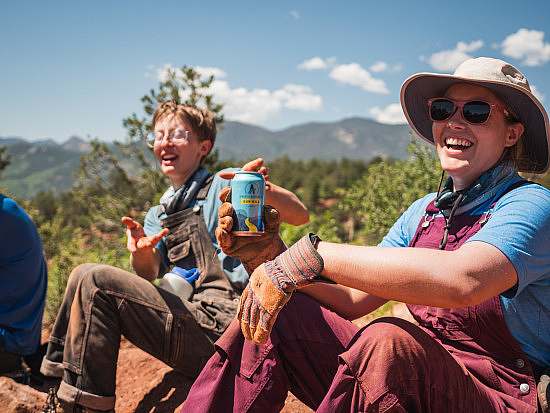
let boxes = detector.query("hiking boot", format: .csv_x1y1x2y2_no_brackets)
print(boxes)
0,350,31,384
0,349,23,373
25,342,51,386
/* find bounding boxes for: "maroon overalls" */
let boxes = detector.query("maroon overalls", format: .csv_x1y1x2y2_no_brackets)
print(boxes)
406,200,538,412
181,199,540,412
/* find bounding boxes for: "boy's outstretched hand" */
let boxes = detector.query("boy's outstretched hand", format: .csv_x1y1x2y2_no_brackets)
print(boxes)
121,216,168,256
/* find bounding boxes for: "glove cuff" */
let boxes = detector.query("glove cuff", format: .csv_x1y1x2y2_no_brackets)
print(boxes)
267,233,323,292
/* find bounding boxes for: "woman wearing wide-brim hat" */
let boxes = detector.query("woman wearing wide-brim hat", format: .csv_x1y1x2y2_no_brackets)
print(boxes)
181,57,550,412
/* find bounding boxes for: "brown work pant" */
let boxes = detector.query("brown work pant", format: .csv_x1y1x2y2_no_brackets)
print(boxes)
41,263,237,411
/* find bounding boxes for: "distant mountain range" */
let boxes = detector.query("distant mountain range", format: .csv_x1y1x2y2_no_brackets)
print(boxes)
1,118,416,198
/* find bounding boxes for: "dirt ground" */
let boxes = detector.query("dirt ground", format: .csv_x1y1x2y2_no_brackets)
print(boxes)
113,338,311,412
3,303,414,412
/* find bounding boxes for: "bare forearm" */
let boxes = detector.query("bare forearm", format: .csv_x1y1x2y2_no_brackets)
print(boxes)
316,241,517,308
130,250,161,282
265,183,309,225
300,282,388,320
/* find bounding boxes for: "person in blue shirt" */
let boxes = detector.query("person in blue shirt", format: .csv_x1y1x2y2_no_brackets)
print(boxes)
40,101,309,412
0,194,47,381
182,57,550,412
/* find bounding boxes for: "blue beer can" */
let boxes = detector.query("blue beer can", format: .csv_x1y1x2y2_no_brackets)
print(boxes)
231,171,265,235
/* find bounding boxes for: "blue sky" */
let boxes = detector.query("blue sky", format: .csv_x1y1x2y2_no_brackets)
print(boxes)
1,0,549,142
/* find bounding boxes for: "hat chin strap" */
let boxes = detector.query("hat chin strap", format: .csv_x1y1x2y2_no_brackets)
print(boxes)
434,174,467,250
435,170,472,212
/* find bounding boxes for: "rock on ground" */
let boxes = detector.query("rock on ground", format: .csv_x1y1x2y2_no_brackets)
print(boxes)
0,377,47,413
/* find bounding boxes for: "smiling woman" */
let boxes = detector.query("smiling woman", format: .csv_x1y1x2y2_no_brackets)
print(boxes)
402,57,549,175
181,57,550,413
430,83,525,189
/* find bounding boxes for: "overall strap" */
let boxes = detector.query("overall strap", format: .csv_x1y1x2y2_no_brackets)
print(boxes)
481,179,531,218
500,178,531,196
196,174,215,201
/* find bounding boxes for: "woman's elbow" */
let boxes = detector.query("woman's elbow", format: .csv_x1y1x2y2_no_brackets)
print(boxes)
296,208,310,225
288,195,309,225
446,277,486,308
450,289,479,308
281,207,309,226
428,269,481,308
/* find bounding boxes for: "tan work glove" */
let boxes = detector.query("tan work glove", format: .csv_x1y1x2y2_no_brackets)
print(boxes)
216,186,287,274
238,234,324,344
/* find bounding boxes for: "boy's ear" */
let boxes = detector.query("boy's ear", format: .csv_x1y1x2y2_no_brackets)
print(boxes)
201,139,213,155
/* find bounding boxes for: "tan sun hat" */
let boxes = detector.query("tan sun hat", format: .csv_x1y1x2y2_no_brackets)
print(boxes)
400,57,550,174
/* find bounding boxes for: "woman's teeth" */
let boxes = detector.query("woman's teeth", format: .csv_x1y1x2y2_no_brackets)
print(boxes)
445,137,473,149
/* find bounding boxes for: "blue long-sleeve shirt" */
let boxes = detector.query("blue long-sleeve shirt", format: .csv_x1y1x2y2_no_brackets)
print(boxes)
0,194,47,355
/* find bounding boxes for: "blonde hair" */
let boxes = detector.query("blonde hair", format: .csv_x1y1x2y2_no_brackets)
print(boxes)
152,101,217,145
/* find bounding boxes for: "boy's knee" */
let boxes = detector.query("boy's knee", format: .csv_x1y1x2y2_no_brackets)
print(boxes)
76,264,129,293
67,263,101,292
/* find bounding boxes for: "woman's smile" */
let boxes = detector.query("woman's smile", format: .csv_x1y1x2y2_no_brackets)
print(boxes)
444,136,473,151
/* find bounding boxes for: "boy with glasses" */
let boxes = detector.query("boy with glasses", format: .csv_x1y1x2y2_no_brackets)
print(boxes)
40,102,309,412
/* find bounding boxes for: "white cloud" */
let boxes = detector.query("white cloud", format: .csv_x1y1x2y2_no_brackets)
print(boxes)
290,10,300,20
157,64,227,83
369,103,407,124
369,61,403,73
155,64,322,124
298,57,329,70
501,29,550,66
298,56,337,71
194,66,227,79
531,85,545,103
211,81,322,123
273,84,323,111
427,40,484,71
370,61,388,72
157,64,175,82
393,63,403,72
329,63,389,94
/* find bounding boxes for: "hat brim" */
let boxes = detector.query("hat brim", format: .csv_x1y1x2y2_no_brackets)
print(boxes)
400,73,550,174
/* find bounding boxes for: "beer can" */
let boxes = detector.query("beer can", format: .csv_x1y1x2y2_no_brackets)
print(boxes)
231,171,265,236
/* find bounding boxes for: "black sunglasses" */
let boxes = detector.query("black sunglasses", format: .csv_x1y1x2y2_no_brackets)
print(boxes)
428,98,507,125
